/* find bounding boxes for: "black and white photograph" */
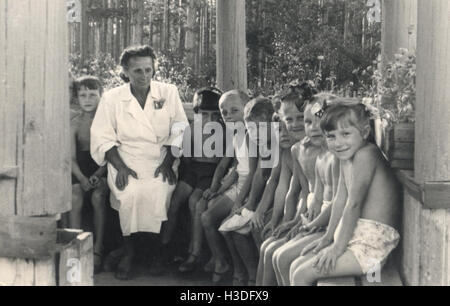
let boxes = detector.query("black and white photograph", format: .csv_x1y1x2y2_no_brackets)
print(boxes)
0,0,449,291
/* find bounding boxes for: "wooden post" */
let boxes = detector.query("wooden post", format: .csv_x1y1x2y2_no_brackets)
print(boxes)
216,0,247,92
381,0,417,68
81,0,89,62
0,0,72,286
412,0,450,286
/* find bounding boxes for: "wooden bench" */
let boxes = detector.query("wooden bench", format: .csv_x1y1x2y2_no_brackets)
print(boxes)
317,259,403,286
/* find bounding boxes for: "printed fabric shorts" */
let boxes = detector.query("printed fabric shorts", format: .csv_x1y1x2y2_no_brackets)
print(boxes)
338,218,400,274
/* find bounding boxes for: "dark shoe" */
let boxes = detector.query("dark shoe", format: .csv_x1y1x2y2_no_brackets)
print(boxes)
148,259,166,276
232,273,247,286
94,252,103,274
114,257,133,280
103,247,125,272
212,264,230,285
178,254,198,273
114,266,133,280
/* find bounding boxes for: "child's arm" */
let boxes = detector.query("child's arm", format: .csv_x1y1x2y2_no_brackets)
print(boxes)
332,148,377,255
216,166,238,194
203,156,235,199
283,145,309,221
233,155,258,211
307,161,324,222
266,152,290,228
331,155,340,199
301,164,348,256
251,159,282,232
71,119,93,191
92,165,107,178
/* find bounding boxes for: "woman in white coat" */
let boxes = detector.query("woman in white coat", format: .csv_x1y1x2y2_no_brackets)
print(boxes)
91,45,188,280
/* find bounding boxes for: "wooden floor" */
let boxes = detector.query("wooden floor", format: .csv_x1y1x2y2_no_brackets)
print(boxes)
94,263,224,286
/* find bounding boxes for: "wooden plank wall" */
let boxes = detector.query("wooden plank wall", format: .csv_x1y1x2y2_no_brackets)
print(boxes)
0,0,71,216
413,0,450,286
69,0,143,61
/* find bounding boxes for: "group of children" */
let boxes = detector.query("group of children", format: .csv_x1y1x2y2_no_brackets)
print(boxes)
68,74,401,285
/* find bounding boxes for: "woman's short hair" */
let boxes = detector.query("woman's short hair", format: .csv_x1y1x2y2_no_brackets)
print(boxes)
119,45,157,82
192,87,223,113
73,76,103,97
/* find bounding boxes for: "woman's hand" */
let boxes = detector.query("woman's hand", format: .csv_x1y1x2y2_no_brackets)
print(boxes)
313,245,344,275
80,176,94,192
116,166,138,191
301,235,333,256
154,162,177,185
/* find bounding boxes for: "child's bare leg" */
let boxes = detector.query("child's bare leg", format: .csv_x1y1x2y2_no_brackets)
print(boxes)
90,180,108,261
256,236,276,286
273,232,324,286
181,190,205,267
70,184,84,229
262,238,287,286
251,228,263,250
222,231,247,283
161,181,193,245
232,232,259,285
291,250,363,286
201,196,233,275
192,197,208,258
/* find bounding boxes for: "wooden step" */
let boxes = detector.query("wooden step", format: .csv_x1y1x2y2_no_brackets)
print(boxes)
360,261,403,286
317,276,357,286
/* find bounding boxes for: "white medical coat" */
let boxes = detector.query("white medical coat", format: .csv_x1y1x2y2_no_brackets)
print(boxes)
90,81,188,236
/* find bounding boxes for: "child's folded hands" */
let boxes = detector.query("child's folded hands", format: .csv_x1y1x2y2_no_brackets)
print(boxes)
89,175,100,187
80,176,94,192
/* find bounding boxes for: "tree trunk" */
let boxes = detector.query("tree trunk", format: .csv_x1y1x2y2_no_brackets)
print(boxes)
216,0,247,91
184,0,196,69
149,6,154,46
81,0,89,62
133,0,144,44
178,0,185,56
162,0,170,51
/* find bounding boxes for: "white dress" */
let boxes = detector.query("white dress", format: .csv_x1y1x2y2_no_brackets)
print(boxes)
90,81,188,236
